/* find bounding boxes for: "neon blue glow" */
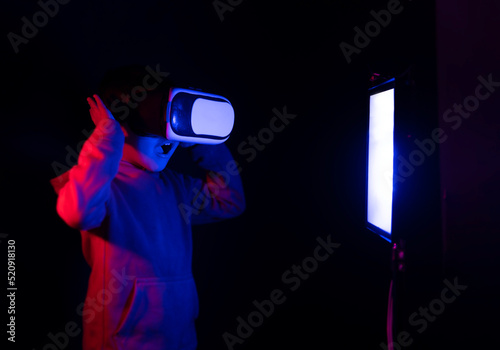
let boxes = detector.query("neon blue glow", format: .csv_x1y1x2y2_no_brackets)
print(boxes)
367,88,394,237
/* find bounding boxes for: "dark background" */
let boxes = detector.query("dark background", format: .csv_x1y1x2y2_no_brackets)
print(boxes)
1,0,498,349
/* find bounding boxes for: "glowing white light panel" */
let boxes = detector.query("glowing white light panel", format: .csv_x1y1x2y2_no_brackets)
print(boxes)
367,88,394,235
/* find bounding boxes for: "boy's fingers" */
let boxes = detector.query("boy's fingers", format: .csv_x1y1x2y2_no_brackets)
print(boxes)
88,104,100,123
93,94,116,120
89,109,99,125
87,96,97,110
87,97,100,125
93,94,106,110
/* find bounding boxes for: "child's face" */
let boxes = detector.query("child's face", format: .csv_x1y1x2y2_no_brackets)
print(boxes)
121,126,179,172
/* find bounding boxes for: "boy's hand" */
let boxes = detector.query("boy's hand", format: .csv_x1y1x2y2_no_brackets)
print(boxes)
87,94,116,126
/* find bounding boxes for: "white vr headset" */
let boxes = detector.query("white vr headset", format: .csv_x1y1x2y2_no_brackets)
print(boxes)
132,86,235,145
165,87,235,145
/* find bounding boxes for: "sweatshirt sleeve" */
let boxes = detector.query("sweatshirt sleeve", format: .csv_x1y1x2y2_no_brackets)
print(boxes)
51,119,124,231
179,144,246,225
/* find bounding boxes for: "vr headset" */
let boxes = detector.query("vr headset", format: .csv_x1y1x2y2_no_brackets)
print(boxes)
133,87,234,145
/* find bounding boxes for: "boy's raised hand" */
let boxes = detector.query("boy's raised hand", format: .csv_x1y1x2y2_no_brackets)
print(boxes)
87,94,115,126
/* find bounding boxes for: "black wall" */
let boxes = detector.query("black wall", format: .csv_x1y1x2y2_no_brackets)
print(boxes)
437,0,500,347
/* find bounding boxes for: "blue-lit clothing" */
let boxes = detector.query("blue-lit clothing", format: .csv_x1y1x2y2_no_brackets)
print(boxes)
51,119,245,350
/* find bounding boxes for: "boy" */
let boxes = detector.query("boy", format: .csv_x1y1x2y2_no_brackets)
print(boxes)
51,66,245,349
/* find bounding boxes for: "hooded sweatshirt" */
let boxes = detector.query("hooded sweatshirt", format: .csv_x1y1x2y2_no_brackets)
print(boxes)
51,119,245,350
